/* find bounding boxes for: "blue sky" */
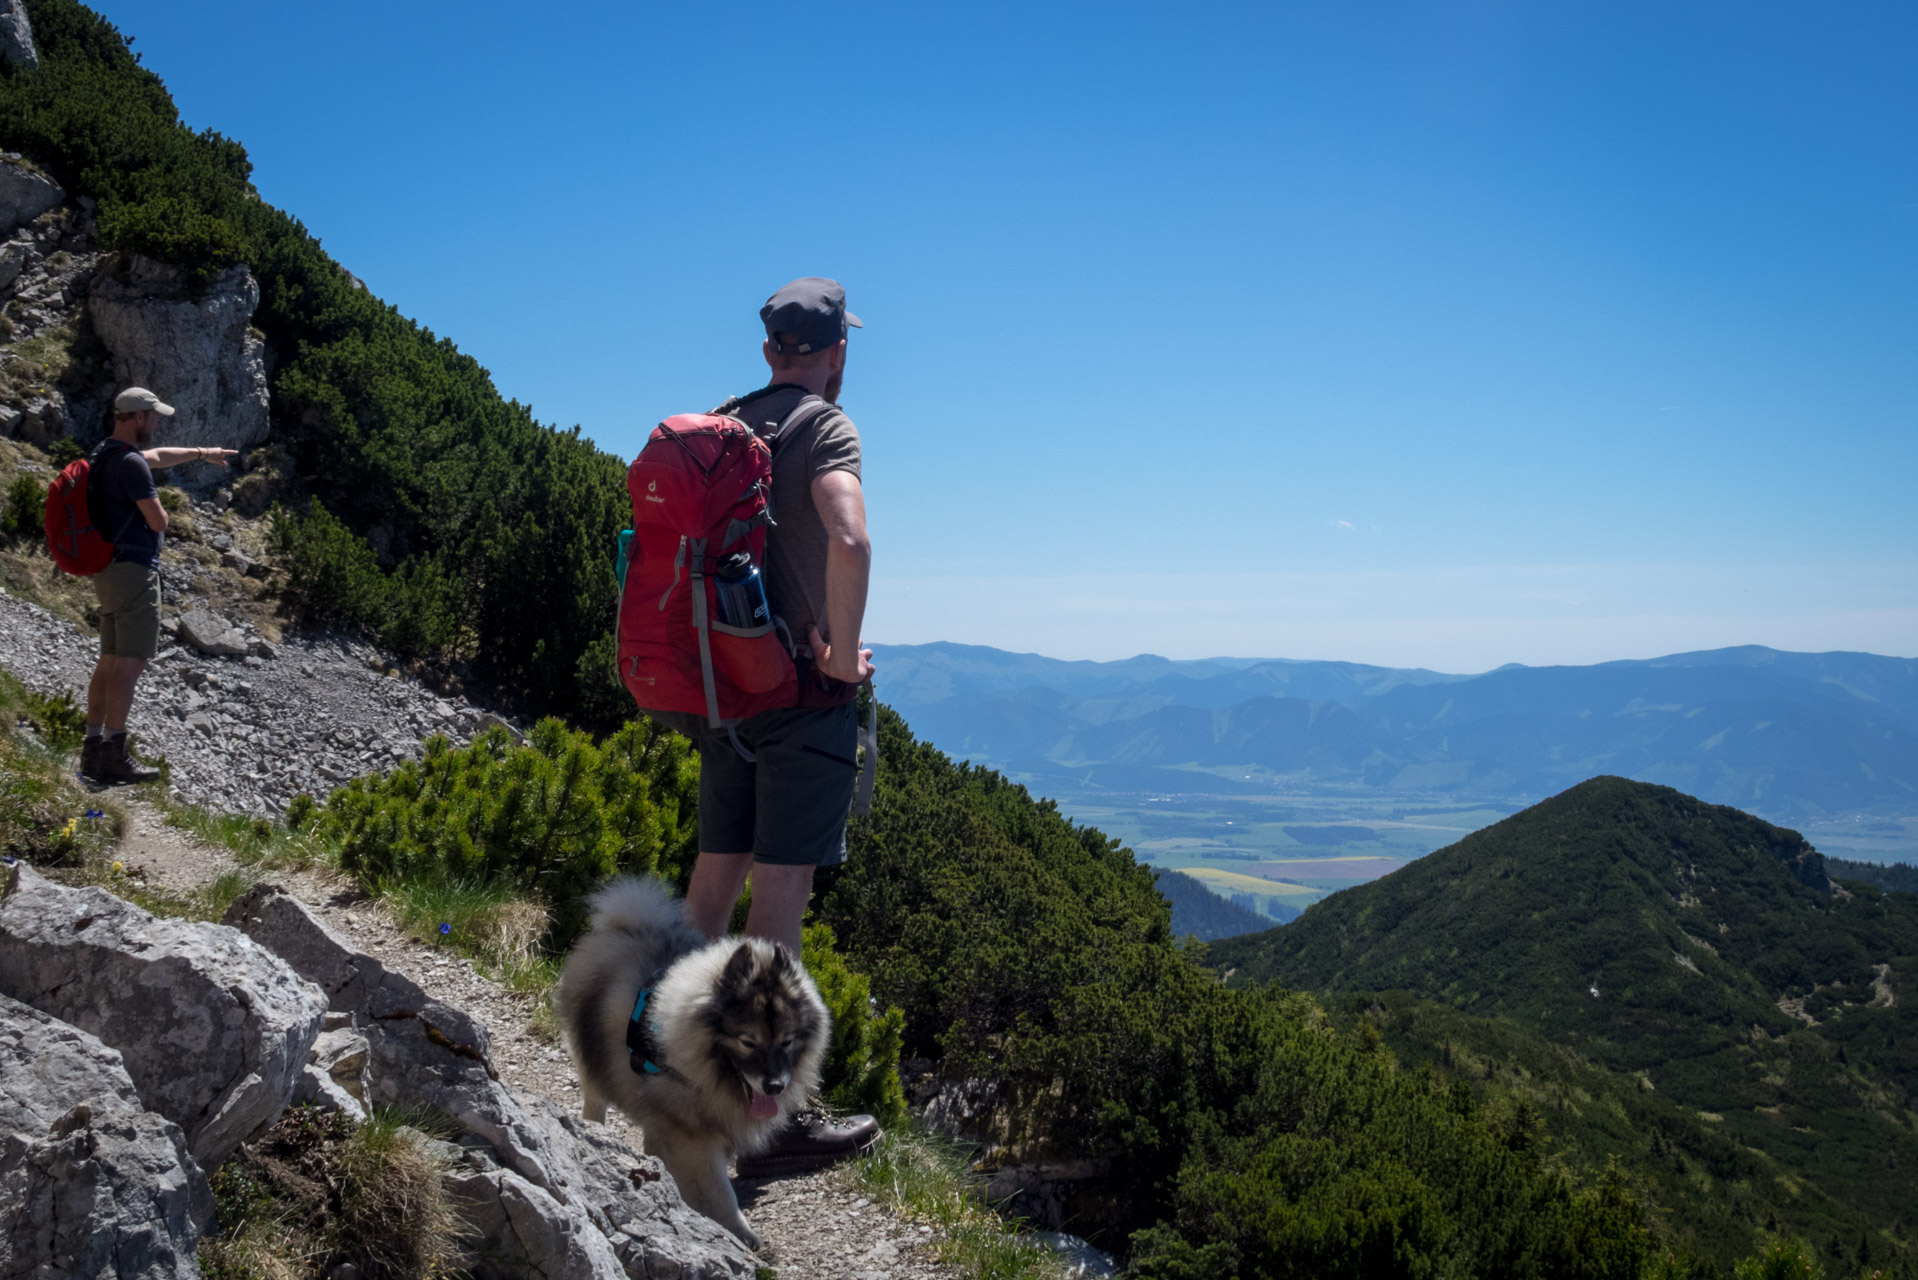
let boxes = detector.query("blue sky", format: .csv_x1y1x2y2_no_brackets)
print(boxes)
100,1,1916,670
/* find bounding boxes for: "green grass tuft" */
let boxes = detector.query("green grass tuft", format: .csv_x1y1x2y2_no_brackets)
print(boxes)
162,798,333,873
843,1124,1072,1280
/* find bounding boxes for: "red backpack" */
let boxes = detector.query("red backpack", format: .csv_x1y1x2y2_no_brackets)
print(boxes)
616,409,802,728
42,444,137,576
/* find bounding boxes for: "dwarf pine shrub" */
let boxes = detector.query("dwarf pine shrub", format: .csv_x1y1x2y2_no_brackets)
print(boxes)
1,472,44,541
318,719,696,934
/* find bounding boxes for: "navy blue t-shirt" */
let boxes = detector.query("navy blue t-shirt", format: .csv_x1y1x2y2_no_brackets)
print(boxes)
89,441,161,567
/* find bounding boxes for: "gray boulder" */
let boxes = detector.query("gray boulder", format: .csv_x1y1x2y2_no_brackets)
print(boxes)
221,881,487,1045
0,159,60,238
289,1027,372,1120
87,256,270,479
438,1141,628,1280
221,884,756,1279
176,607,249,658
0,865,327,1168
0,2,37,71
0,237,34,292
0,992,212,1280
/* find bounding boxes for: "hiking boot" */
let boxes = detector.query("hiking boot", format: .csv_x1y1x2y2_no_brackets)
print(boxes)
735,1111,882,1179
96,734,160,785
79,735,103,780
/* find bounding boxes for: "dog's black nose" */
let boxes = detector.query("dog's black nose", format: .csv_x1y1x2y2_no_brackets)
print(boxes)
763,1076,788,1095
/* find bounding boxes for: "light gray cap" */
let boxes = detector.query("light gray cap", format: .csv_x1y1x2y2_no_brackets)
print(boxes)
113,386,175,415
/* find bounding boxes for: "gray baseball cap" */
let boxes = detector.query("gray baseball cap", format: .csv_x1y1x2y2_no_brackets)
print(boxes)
761,277,862,355
113,386,175,415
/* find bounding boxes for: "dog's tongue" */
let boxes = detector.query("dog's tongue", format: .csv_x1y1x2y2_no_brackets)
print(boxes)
748,1089,780,1120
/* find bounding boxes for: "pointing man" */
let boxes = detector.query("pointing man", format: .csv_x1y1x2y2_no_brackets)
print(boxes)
80,387,235,783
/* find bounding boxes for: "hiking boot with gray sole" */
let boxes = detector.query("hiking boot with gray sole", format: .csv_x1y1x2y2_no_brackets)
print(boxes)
734,1111,882,1179
96,735,160,784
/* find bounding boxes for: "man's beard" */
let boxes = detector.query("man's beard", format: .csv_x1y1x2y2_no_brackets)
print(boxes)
823,369,843,405
133,420,154,445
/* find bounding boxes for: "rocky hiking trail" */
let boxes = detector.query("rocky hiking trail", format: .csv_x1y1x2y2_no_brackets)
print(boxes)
108,794,964,1280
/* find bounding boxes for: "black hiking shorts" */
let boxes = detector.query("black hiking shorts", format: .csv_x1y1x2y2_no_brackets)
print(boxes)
693,703,859,866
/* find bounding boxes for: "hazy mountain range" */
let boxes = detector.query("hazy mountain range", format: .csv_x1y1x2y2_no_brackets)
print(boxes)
873,642,1918,823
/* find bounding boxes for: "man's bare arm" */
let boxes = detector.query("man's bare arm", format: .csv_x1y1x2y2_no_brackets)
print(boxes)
806,468,874,685
134,496,167,534
143,446,235,470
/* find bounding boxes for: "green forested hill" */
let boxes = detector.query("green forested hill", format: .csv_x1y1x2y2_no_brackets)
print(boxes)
1212,777,1918,1264
818,710,1656,1277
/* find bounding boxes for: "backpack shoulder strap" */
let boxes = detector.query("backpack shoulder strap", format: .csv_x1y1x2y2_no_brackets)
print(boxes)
761,395,841,459
711,382,811,421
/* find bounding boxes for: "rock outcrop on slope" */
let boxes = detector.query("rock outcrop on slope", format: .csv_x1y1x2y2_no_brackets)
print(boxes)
0,1,36,72
0,156,268,477
0,992,211,1280
0,157,60,236
0,865,327,1168
88,256,271,479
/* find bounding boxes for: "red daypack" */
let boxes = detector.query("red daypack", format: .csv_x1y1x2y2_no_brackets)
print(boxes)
616,410,800,727
42,445,136,576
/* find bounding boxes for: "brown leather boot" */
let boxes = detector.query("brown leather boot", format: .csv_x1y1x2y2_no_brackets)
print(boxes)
97,734,160,784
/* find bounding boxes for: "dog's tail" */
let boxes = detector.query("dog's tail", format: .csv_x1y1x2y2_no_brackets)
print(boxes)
586,875,684,938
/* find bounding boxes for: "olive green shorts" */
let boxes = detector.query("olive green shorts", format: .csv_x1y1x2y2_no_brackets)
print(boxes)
94,560,162,660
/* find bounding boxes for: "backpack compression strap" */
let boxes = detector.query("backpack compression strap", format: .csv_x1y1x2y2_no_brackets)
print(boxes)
687,536,723,729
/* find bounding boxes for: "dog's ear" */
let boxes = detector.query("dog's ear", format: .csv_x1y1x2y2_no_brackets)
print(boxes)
721,943,757,989
768,942,795,976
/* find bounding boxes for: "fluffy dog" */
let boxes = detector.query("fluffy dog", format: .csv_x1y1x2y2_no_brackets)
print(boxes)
555,876,828,1248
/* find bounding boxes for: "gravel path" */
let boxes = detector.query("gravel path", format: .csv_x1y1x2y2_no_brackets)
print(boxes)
109,796,963,1280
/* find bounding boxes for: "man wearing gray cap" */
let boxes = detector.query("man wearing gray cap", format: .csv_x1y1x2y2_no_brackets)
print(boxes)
80,387,236,783
680,277,880,1175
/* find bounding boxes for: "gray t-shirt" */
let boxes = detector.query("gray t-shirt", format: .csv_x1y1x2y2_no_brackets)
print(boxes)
722,384,862,648
89,441,161,567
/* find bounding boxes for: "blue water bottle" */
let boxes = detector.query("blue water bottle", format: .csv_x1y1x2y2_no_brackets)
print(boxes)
714,553,770,629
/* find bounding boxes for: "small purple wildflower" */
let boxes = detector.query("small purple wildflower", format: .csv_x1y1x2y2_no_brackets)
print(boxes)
438,922,451,936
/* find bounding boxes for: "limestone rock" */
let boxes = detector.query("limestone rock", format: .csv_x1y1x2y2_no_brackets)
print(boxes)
0,992,212,1280
0,158,58,236
0,2,38,72
176,607,249,657
289,1026,372,1119
290,1061,365,1120
87,256,270,480
0,865,327,1168
440,1148,629,1280
0,236,33,291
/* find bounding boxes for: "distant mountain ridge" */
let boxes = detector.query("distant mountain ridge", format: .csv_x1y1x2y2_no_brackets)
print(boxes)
872,642,1918,822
